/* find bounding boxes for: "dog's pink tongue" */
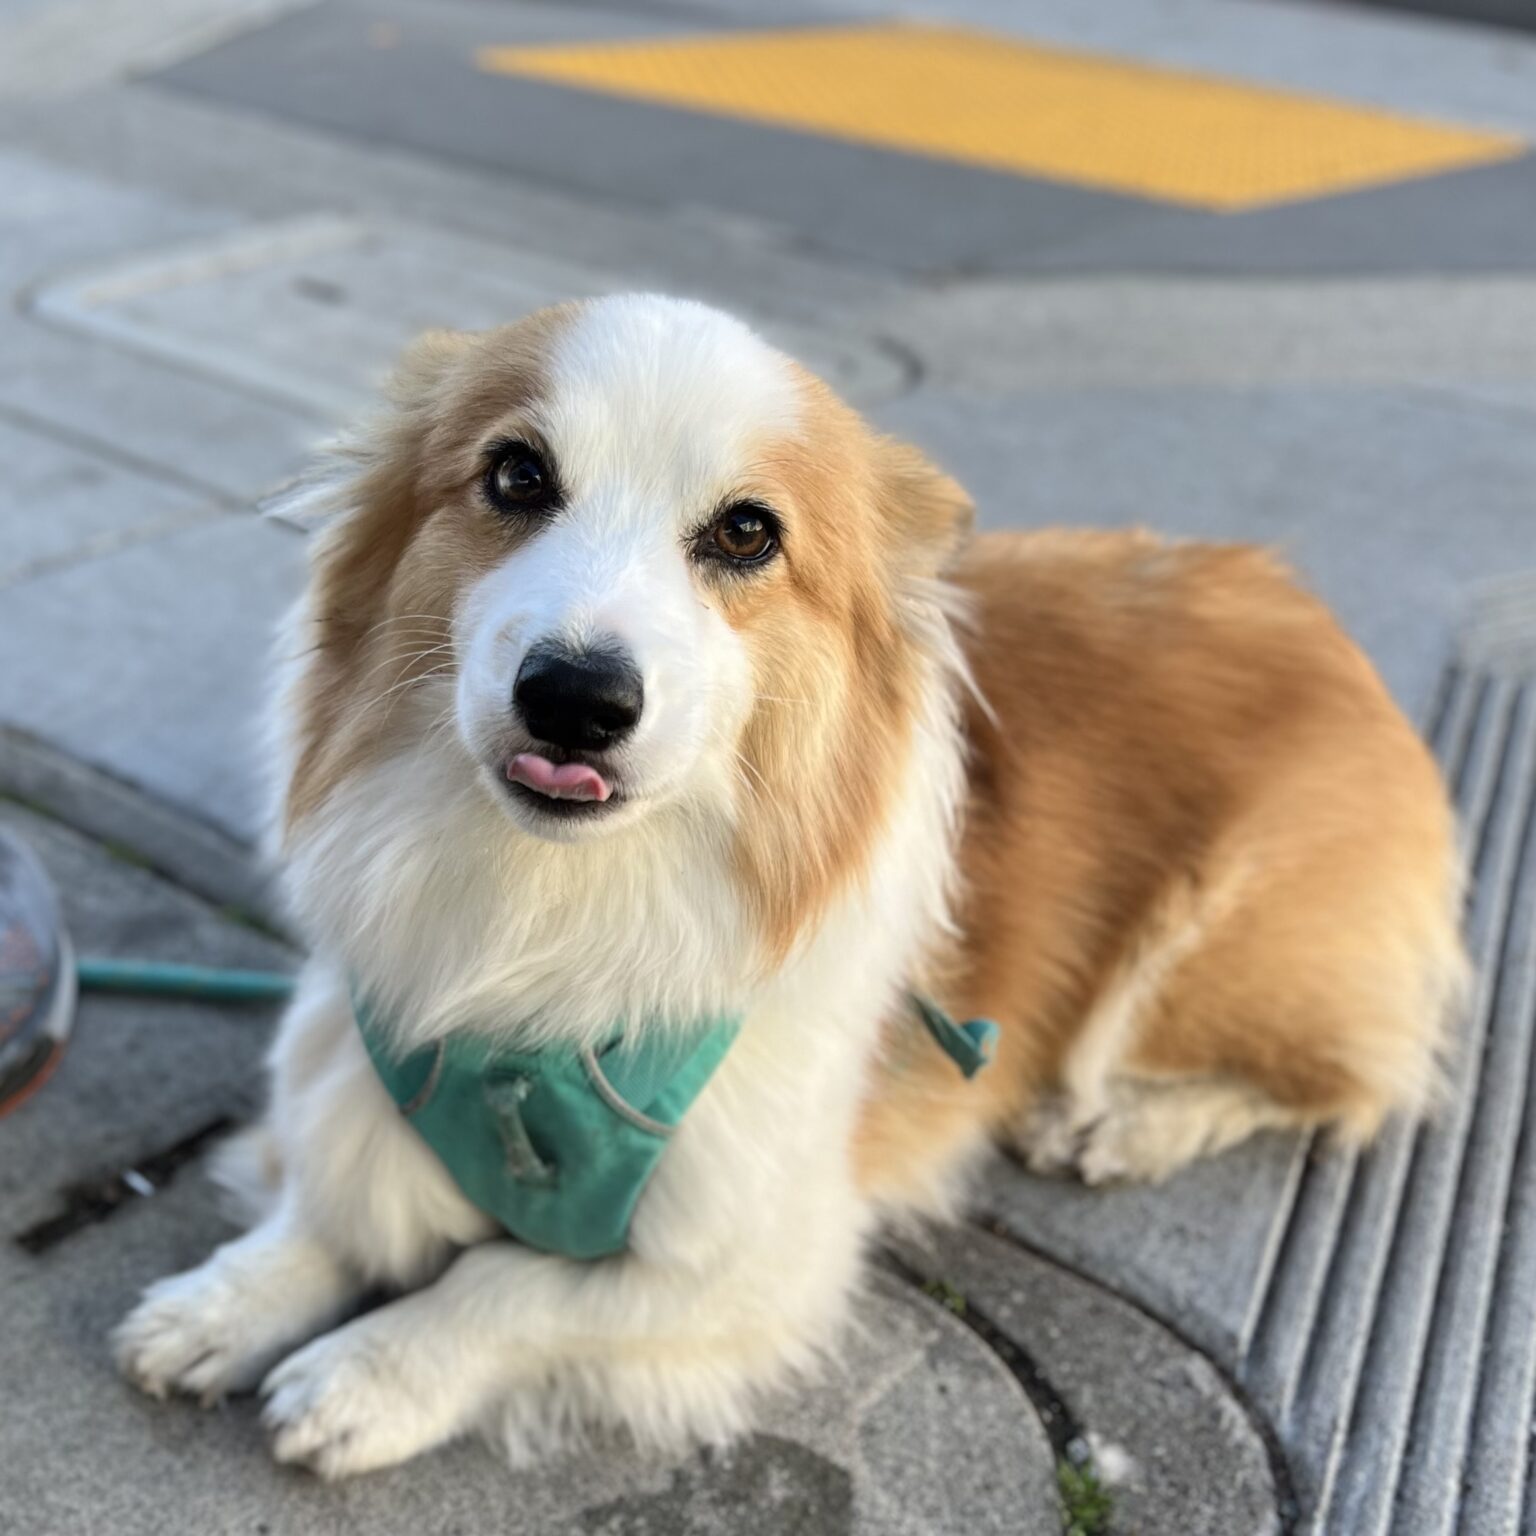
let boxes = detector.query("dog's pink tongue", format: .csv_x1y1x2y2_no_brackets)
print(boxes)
507,752,611,803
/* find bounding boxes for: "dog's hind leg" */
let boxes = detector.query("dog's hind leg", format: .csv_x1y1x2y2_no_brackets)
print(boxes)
1045,1076,1314,1185
1009,877,1228,1179
1010,835,1464,1185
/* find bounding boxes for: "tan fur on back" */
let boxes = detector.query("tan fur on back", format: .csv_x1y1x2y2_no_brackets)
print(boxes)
855,529,1466,1202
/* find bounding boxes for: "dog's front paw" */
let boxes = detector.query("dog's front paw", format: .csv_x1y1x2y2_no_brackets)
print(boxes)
260,1322,457,1478
115,1266,281,1405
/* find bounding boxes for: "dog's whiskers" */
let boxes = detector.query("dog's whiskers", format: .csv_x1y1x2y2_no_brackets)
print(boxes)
316,611,453,651
359,641,458,690
703,722,769,806
295,616,455,661
734,754,769,802
357,611,453,639
422,701,463,754
374,664,457,725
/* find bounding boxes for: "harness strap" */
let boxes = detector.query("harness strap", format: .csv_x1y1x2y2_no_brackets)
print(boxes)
912,993,999,1079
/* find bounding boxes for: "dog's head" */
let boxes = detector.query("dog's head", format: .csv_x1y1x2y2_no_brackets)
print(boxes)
282,295,970,952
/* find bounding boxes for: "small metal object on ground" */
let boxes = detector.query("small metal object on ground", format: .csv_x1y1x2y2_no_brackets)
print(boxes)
0,827,295,1118
0,827,77,1116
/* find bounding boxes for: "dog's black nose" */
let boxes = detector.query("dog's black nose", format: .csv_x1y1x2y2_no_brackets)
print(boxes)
514,644,644,752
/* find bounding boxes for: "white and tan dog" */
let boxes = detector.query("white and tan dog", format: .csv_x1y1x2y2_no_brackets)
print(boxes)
115,295,1465,1477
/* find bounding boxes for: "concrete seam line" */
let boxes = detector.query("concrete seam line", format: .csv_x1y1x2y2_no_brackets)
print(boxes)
0,724,293,940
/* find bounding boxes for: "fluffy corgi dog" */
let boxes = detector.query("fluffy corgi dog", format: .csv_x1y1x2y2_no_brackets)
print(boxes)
115,295,1465,1477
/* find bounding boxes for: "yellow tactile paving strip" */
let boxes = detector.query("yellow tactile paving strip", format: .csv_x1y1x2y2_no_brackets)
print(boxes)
478,23,1526,211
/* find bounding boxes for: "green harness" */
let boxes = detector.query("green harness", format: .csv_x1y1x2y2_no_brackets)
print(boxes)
353,988,997,1260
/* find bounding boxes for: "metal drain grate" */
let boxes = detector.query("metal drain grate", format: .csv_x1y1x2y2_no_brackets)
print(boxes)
1239,599,1536,1533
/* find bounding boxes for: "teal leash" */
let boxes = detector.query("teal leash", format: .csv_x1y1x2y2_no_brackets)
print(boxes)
75,959,297,1002
71,965,999,1087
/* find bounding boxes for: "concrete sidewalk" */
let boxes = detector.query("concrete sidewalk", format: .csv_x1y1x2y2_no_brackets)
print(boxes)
1,1,1535,1531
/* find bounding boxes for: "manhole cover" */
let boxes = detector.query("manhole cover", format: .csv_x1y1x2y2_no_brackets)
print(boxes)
27,215,914,420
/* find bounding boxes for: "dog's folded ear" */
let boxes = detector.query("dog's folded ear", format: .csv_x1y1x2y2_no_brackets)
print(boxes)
258,464,353,532
874,437,976,576
259,329,478,531
385,327,477,415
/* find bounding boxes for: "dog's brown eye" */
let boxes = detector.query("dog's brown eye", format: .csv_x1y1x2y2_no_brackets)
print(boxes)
485,442,556,515
710,504,778,564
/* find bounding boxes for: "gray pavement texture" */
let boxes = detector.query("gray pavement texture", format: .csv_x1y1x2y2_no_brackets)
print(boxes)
1,0,1535,1531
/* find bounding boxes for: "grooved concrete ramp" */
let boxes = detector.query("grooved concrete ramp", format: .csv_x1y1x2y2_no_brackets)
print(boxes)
980,593,1536,1534
1245,652,1535,1534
